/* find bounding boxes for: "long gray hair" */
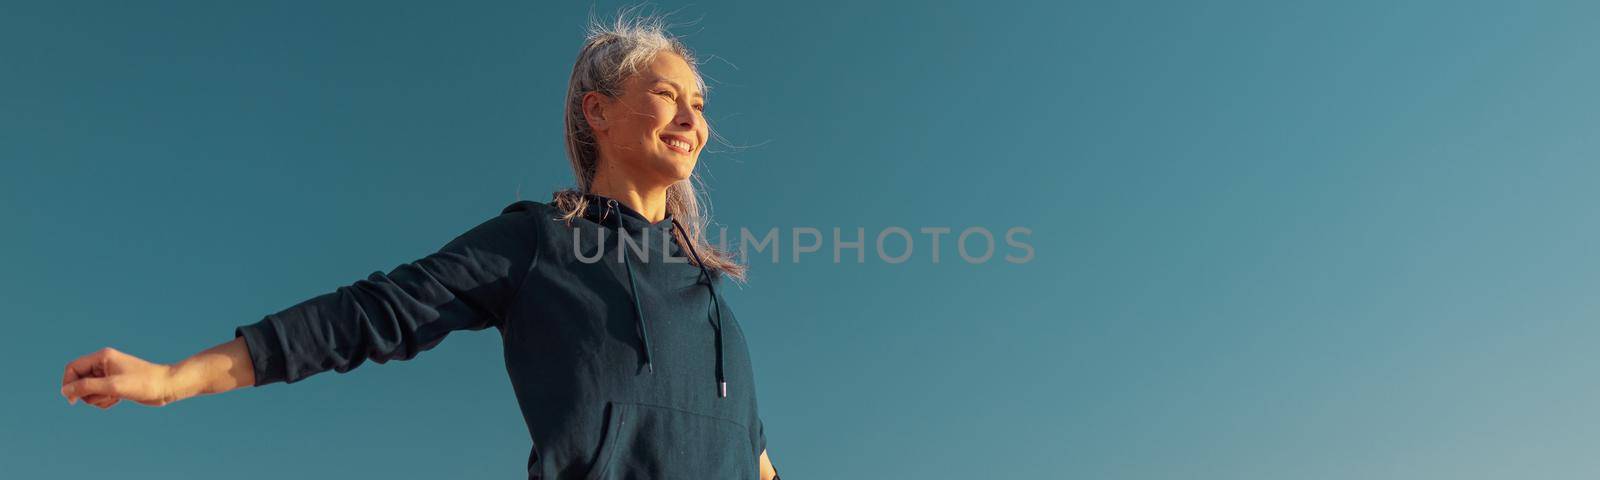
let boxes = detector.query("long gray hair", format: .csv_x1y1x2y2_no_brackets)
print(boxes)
553,8,745,280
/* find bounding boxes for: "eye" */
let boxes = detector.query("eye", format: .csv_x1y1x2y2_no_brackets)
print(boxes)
693,103,705,111
655,90,676,100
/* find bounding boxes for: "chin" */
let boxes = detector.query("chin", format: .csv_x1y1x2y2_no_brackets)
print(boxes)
652,155,698,182
666,166,696,183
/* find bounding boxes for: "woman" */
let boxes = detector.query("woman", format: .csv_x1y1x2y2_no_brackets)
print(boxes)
57,13,780,480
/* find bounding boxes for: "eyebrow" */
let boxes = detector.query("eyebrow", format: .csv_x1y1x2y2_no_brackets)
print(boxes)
649,77,705,100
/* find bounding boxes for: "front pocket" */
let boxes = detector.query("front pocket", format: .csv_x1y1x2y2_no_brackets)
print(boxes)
584,402,630,480
583,402,757,480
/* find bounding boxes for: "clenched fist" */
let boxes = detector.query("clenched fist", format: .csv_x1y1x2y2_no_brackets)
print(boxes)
60,347,180,409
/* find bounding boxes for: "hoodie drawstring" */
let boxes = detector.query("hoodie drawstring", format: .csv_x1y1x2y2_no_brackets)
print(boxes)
672,218,727,399
607,199,655,374
603,198,728,399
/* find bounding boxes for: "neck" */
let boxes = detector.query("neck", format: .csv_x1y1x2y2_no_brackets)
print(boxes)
589,165,672,222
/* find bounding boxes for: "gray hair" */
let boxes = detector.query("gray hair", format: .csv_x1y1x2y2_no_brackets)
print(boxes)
554,7,745,280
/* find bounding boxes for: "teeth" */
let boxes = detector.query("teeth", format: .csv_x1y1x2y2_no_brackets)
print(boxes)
665,138,691,151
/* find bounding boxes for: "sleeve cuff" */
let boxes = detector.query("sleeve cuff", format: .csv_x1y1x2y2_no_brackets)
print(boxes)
757,417,767,455
234,316,288,386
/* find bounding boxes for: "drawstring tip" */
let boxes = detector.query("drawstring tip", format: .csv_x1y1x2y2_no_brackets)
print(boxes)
646,362,654,374
719,381,727,398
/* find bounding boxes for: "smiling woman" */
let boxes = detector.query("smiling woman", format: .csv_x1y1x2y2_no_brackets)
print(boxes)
552,16,745,281
58,7,779,480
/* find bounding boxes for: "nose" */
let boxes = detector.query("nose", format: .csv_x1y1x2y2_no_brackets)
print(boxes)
673,101,698,129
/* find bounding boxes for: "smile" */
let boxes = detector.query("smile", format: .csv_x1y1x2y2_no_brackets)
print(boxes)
660,135,694,154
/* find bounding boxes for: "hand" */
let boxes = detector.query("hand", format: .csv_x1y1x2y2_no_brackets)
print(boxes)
61,347,181,409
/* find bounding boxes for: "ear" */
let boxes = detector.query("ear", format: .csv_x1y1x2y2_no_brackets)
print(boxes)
582,91,611,133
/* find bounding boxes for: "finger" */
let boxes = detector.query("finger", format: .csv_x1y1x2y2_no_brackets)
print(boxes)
63,348,113,386
64,379,106,405
63,377,119,404
62,354,97,386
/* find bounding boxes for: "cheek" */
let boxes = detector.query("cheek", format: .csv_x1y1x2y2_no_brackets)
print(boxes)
622,115,662,146
634,109,672,140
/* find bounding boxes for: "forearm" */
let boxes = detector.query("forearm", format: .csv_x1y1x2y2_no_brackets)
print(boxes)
168,337,257,401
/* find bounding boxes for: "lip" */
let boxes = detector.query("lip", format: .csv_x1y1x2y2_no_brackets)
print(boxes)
659,134,695,154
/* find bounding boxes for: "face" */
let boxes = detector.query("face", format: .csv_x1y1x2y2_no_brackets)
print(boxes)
585,52,708,186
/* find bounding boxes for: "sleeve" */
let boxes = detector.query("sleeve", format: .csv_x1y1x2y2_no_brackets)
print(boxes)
233,207,541,386
757,416,767,455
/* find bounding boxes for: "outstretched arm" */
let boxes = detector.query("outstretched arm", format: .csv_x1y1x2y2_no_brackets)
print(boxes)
60,337,255,409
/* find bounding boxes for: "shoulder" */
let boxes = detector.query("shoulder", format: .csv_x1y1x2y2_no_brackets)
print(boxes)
441,200,557,253
497,199,569,227
492,199,572,244
488,199,564,238
500,199,554,216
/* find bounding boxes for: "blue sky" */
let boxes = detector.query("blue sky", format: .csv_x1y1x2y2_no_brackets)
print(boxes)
6,1,1600,478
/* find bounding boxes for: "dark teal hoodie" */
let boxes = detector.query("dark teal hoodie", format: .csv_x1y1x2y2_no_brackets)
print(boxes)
233,192,767,479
